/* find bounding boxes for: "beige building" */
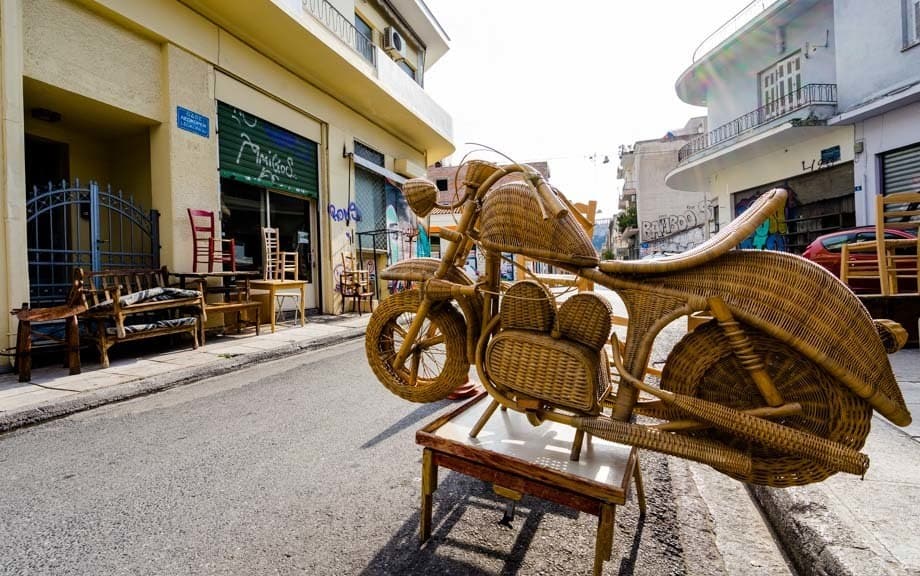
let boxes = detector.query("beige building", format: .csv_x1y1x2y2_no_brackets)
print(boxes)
1,0,454,365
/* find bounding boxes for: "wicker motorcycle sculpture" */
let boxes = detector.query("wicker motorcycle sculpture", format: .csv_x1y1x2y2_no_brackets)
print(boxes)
364,159,912,487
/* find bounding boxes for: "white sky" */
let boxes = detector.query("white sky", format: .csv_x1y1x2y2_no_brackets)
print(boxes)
423,0,750,218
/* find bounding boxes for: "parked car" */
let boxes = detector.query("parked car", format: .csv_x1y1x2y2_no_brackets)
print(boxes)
801,227,917,293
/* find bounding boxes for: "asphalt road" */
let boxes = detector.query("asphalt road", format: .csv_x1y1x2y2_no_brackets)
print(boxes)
0,338,781,575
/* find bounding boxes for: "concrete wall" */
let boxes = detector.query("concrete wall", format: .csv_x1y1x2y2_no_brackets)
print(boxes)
704,1,836,129
852,99,920,223
634,138,711,255
834,0,920,112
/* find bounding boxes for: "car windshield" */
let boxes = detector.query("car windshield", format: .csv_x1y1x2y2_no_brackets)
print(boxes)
821,234,856,253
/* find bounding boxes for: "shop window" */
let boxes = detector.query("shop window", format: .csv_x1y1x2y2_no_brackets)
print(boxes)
221,179,314,282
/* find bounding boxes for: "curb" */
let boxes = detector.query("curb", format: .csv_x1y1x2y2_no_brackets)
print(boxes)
0,327,366,434
751,484,905,576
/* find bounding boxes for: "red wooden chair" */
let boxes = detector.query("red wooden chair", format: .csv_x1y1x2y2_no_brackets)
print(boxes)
188,208,236,272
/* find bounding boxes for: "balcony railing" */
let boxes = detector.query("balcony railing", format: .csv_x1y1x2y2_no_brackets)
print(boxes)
303,0,376,66
692,0,782,62
678,83,837,163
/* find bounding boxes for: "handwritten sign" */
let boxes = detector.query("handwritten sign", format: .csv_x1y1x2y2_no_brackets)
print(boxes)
177,106,209,138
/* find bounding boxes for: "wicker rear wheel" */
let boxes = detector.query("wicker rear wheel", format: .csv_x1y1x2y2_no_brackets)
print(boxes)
661,322,873,487
366,289,469,403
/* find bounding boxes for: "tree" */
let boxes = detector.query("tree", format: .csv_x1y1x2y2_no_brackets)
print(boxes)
617,204,636,233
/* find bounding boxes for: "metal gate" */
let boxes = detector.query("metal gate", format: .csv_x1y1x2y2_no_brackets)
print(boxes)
25,180,160,305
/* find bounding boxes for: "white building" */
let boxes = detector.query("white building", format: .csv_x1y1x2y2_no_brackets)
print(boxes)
618,118,713,258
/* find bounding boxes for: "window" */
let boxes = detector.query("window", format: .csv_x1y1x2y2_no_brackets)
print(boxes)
760,53,802,120
906,0,920,47
435,179,448,192
354,13,374,62
397,59,416,81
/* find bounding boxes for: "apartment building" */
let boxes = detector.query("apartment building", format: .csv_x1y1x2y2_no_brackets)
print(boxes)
667,0,854,253
618,117,712,258
0,0,454,363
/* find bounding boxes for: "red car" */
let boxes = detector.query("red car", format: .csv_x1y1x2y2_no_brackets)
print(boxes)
801,227,917,293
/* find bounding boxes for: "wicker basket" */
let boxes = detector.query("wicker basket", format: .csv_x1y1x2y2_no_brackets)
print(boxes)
403,178,438,217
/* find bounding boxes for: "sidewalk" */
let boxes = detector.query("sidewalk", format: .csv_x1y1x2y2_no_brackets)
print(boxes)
751,347,920,576
0,314,370,433
2,312,918,575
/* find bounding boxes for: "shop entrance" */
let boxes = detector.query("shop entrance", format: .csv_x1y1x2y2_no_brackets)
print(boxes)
221,179,319,312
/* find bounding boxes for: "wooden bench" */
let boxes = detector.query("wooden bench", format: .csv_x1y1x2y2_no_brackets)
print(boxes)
76,267,205,368
180,273,262,337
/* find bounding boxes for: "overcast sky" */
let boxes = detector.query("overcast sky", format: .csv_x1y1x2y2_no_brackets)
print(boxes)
423,0,751,217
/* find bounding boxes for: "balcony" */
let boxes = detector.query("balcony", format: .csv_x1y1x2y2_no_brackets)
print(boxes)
303,0,376,67
678,84,837,163
692,0,782,62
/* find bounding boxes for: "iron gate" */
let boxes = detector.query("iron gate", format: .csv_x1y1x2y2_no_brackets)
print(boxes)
25,180,160,305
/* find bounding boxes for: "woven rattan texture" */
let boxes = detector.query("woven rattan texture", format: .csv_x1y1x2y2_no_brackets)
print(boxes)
365,289,469,403
487,329,605,413
499,280,555,332
557,293,613,351
479,182,599,267
655,250,908,427
403,179,438,217
662,321,873,486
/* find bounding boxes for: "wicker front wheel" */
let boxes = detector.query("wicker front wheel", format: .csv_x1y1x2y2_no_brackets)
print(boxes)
365,289,469,403
661,322,873,487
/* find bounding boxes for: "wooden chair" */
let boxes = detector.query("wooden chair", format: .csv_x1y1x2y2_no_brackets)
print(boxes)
9,278,86,382
188,209,236,273
841,191,919,295
261,227,302,324
261,227,298,281
340,252,374,315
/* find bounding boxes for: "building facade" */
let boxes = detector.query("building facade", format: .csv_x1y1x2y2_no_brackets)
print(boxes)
1,0,454,365
667,0,856,253
618,118,713,258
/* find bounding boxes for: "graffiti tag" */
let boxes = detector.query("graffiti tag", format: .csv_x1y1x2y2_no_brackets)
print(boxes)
328,202,361,222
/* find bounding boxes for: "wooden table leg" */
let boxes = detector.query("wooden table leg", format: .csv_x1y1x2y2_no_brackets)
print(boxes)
16,319,31,383
594,503,616,576
420,448,438,543
269,285,277,333
299,282,305,326
633,459,647,515
65,315,81,375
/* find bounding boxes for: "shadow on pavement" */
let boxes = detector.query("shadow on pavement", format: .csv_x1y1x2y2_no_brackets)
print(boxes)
360,400,452,449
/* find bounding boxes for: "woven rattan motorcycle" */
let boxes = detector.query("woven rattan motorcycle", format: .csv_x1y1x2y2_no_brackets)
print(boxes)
364,158,912,487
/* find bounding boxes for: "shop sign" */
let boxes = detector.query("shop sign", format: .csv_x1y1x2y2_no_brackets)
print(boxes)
217,102,318,198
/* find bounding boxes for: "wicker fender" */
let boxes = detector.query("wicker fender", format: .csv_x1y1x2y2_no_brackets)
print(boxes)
658,250,910,427
379,258,482,364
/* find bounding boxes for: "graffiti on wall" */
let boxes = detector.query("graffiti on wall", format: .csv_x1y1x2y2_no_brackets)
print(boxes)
641,199,714,241
734,189,797,251
328,202,361,223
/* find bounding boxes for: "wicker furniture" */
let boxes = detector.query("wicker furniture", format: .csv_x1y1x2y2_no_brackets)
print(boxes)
77,267,204,368
188,208,236,273
340,252,374,315
367,158,912,489
841,191,920,295
417,392,644,576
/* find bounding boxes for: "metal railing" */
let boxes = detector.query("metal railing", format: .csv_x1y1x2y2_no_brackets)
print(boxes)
678,84,837,163
303,0,376,66
692,0,782,62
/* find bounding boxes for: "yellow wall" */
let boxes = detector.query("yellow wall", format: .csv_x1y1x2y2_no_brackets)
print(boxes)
7,0,435,335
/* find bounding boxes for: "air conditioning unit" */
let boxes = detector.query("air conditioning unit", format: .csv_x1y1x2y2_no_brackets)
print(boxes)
383,27,407,59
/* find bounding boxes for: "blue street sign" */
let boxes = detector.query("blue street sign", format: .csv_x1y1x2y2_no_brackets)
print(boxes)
177,106,209,138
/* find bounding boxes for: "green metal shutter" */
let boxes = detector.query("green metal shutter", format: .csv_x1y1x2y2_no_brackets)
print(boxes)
217,101,318,198
882,143,920,194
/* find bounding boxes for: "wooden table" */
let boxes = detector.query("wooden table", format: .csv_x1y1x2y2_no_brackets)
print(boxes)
249,278,307,332
416,392,645,576
173,271,262,339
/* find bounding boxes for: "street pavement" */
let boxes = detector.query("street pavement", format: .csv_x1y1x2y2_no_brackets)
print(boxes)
1,303,918,575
